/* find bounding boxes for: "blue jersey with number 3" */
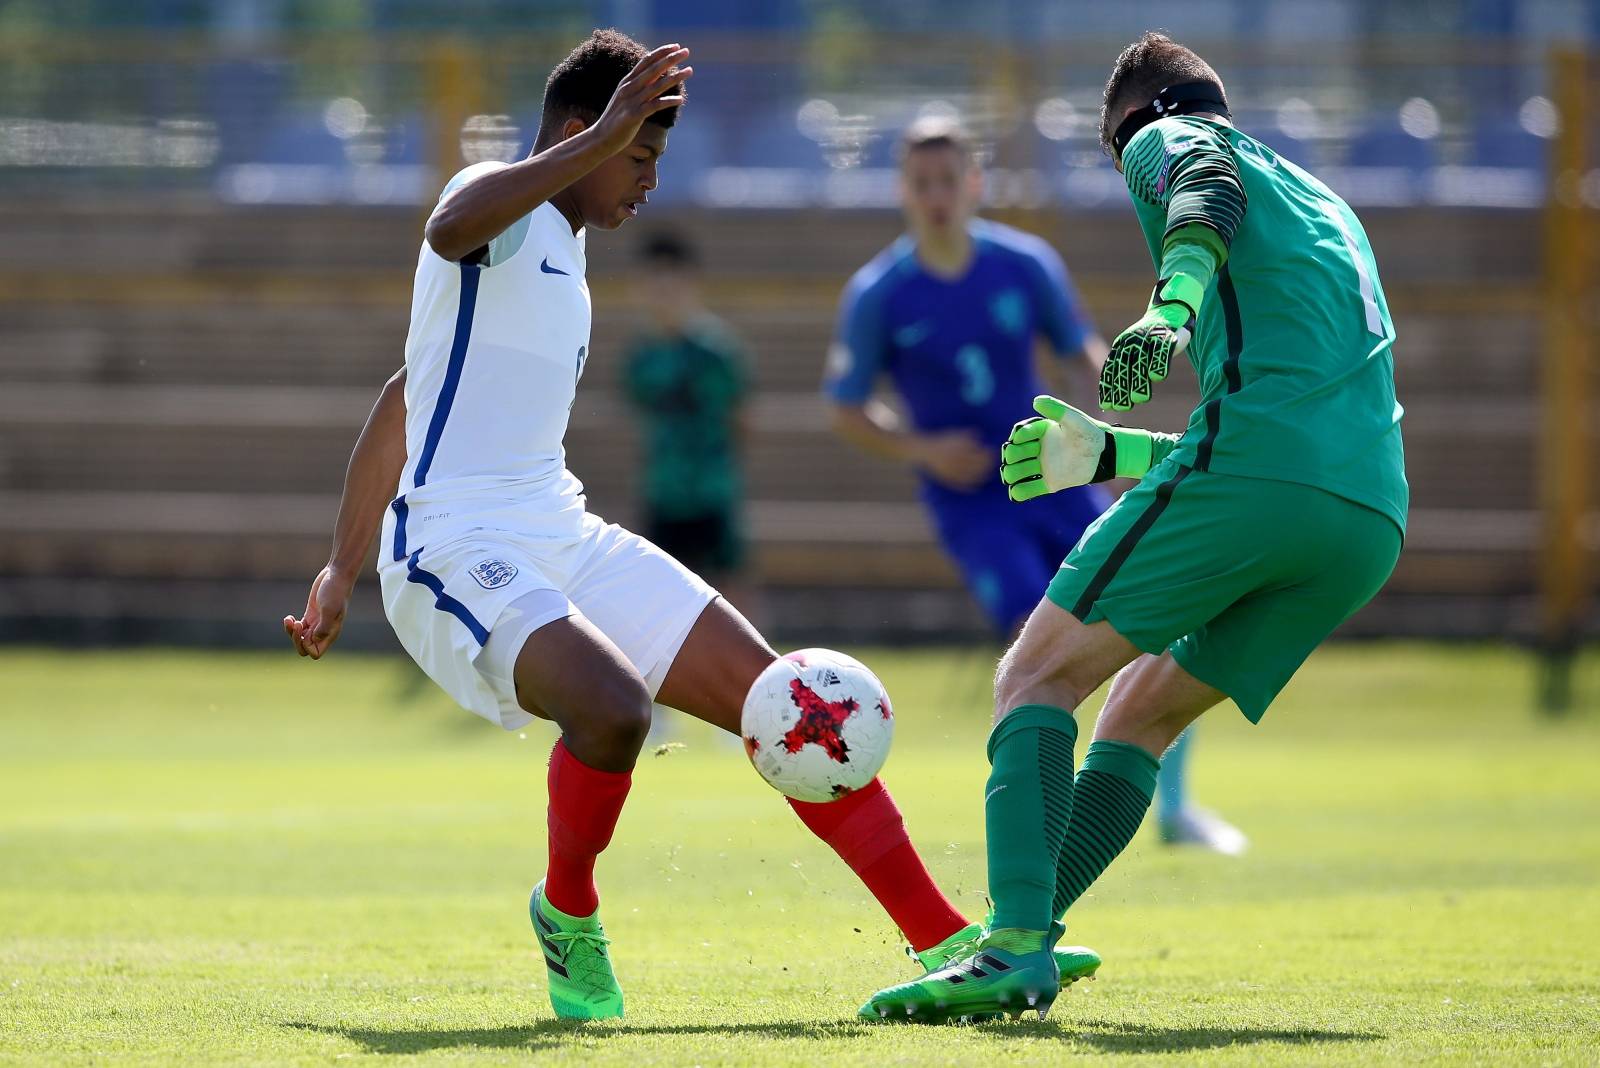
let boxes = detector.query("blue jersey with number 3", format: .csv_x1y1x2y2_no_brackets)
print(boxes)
825,220,1094,513
826,220,1106,633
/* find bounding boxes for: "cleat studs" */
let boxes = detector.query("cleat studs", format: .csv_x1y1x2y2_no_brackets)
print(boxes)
905,1005,915,1017
1036,1007,1048,1021
878,1007,889,1019
1026,992,1039,1007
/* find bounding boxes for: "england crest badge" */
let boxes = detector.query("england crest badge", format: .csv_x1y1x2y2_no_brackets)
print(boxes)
469,559,518,590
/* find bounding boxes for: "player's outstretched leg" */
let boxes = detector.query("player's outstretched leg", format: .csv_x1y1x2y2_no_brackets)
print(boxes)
654,599,973,958
505,614,654,1021
785,779,968,953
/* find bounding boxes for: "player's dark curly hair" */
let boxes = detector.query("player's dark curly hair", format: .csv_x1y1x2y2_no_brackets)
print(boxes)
1099,32,1226,155
537,28,683,146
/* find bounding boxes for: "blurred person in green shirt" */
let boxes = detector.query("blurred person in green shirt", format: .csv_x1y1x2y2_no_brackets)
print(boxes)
623,232,752,602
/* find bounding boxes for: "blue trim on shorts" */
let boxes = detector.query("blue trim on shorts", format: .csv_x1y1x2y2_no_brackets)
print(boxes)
391,262,482,563
389,497,411,562
404,550,490,646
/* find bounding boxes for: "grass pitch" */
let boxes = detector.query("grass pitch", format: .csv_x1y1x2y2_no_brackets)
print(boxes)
1,643,1598,1066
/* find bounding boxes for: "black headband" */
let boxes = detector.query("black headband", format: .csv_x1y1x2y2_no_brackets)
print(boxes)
1111,81,1231,158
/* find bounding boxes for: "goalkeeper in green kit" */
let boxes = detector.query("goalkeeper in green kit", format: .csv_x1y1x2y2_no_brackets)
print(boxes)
861,32,1407,1024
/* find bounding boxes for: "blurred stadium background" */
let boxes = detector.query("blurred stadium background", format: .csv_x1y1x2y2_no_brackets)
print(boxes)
0,0,1594,695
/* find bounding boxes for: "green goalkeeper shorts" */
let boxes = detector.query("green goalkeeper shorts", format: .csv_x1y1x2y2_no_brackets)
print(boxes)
1045,458,1402,722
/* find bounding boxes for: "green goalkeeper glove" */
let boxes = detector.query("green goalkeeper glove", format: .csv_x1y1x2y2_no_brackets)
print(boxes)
1000,395,1162,502
1098,273,1204,412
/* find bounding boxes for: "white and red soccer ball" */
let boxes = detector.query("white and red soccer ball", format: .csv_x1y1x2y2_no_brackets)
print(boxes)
740,648,894,803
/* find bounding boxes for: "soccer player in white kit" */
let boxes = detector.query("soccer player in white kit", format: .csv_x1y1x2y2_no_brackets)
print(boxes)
282,30,984,1021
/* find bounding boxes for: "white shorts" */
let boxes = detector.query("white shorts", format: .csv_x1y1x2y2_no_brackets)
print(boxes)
378,511,717,730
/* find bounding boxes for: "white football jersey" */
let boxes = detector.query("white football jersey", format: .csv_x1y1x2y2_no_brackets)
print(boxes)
383,163,593,566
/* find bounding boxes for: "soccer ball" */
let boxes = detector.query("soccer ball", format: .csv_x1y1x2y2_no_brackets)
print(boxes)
740,648,894,803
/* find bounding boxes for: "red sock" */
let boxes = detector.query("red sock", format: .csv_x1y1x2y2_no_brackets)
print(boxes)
544,739,631,917
786,778,967,951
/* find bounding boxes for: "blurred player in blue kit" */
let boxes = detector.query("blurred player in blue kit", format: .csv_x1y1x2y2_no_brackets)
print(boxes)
825,118,1243,853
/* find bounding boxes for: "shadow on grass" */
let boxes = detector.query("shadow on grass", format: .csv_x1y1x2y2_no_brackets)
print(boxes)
1071,1020,1384,1054
284,1019,863,1054
285,1017,1383,1055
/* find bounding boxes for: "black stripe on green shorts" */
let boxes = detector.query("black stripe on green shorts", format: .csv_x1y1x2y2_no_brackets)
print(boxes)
1070,465,1193,619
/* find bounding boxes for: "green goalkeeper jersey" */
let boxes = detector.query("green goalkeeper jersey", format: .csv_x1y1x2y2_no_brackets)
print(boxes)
1121,115,1408,533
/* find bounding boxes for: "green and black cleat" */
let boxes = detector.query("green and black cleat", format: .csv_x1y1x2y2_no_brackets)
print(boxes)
863,925,1066,1025
530,880,624,1020
913,921,1101,987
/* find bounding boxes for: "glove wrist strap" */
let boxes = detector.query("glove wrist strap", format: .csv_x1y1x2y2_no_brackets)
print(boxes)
1102,425,1155,480
1152,272,1205,318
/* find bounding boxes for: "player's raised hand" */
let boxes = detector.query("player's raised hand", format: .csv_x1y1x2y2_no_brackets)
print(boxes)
916,429,994,489
1004,394,1170,500
1099,277,1198,411
590,43,693,156
1000,396,1110,501
283,565,352,660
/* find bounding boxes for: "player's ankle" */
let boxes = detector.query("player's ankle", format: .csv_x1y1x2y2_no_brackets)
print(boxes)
982,927,1052,954
540,880,600,923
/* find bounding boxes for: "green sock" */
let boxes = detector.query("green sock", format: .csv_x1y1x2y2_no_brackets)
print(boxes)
1052,739,1161,920
984,705,1078,932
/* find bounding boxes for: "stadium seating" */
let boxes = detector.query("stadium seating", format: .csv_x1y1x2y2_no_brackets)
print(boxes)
1346,116,1441,172
1469,114,1548,170
0,198,1568,644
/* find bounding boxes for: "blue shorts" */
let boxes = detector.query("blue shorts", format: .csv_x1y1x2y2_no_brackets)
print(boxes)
932,485,1110,636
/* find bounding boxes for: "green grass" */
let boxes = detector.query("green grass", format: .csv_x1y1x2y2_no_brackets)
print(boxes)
2,644,1598,1066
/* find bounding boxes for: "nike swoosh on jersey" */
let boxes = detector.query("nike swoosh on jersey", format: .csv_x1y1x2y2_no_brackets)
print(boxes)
893,320,934,347
540,257,569,276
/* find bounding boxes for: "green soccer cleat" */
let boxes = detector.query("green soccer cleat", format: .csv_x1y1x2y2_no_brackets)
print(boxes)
864,926,1062,1024
529,880,624,1020
914,922,1102,988
1053,942,1103,985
